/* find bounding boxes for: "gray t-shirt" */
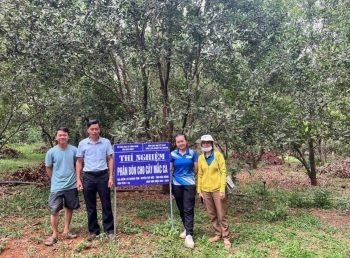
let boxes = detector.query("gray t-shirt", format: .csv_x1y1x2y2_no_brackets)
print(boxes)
45,145,77,192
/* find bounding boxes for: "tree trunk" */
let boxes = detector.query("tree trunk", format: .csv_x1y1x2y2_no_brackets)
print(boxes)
251,155,258,169
308,137,317,186
317,137,324,165
141,65,150,139
40,123,53,147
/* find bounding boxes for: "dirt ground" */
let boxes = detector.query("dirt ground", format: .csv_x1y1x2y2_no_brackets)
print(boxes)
1,163,350,257
236,164,350,231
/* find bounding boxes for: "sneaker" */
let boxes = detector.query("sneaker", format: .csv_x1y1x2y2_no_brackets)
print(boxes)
185,235,194,248
179,230,186,239
224,239,232,249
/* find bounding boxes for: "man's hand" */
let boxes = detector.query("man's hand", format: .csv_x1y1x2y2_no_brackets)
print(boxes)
77,180,83,191
108,177,114,188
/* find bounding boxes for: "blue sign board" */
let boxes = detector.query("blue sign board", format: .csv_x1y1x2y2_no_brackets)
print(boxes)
114,142,170,187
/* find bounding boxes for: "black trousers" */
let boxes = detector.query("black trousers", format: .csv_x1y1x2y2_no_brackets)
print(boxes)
83,171,114,234
172,184,196,236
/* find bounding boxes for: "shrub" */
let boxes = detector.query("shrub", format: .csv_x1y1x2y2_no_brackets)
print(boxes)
288,190,313,208
313,189,333,209
75,240,90,252
261,203,289,222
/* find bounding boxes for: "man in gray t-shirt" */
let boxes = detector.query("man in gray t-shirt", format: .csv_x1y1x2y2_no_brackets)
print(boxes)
44,127,80,246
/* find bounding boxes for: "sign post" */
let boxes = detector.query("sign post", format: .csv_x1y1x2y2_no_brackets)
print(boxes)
113,142,173,230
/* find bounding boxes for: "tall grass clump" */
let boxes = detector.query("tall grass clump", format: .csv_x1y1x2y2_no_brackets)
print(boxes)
261,203,289,222
287,190,314,208
287,189,334,209
313,189,333,209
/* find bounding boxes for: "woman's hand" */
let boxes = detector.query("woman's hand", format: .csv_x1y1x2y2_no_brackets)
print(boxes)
220,192,226,201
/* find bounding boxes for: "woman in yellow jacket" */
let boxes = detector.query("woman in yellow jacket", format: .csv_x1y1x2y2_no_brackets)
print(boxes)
197,134,231,250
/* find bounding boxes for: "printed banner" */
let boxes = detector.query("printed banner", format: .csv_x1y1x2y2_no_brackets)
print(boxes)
114,142,170,186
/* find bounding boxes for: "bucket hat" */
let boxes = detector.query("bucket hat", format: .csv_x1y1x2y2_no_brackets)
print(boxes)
200,134,215,142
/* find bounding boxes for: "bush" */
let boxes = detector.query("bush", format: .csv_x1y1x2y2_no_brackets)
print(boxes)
75,240,90,252
288,190,313,208
313,189,333,209
261,203,289,222
227,160,246,182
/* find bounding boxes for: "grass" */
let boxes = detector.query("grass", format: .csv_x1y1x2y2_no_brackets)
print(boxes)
1,184,350,257
1,144,350,257
282,155,300,163
0,143,46,177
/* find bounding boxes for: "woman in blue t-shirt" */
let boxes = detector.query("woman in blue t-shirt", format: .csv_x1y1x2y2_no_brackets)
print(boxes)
170,133,198,248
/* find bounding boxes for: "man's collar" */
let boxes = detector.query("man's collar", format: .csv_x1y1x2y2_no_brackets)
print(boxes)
88,136,101,143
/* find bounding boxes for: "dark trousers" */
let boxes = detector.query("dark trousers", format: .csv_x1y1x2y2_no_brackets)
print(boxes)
83,172,114,234
172,184,196,236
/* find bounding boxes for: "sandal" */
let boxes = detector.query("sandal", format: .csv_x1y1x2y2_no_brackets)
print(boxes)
44,236,58,246
62,231,78,239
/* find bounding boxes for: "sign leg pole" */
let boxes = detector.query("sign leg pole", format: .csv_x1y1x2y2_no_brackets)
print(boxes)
114,186,116,234
169,182,174,230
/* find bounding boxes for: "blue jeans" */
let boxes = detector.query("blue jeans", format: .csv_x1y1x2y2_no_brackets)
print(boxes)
83,171,114,234
172,184,196,236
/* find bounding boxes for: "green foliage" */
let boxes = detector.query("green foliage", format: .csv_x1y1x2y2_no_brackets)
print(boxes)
118,220,143,235
227,160,246,182
1,179,350,256
2,0,350,254
242,182,271,197
333,198,350,211
8,126,42,145
242,199,289,222
0,185,48,218
283,156,300,163
283,213,325,231
0,143,45,176
279,241,318,258
313,189,333,209
288,190,314,208
75,240,90,252
261,203,289,222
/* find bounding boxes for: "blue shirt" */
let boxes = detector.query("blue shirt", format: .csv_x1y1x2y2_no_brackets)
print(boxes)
205,151,215,166
76,137,113,172
170,148,198,186
45,145,77,192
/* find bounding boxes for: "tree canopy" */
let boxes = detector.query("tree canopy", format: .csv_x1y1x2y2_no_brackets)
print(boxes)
1,0,350,185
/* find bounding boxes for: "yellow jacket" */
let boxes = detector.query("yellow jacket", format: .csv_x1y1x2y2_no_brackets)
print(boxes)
197,151,227,193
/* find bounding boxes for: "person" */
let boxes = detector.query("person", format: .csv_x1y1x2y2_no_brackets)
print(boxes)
197,134,231,249
76,119,114,241
170,133,198,248
44,127,80,246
